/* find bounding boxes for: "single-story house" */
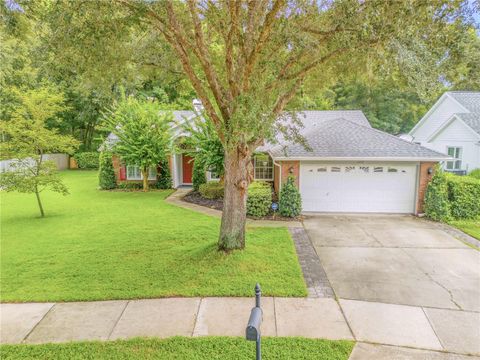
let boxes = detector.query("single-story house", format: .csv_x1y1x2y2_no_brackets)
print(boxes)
405,91,480,174
105,102,449,215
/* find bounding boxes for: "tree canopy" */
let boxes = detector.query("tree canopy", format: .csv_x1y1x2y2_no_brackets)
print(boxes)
4,0,479,249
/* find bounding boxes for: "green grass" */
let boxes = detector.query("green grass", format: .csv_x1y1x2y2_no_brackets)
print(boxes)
449,218,480,240
0,337,354,360
0,171,306,302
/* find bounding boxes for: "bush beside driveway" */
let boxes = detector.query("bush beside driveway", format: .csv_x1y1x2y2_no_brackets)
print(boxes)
0,171,306,302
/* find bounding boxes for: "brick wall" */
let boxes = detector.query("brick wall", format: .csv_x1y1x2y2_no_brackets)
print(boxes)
112,154,121,181
416,162,437,214
276,161,300,190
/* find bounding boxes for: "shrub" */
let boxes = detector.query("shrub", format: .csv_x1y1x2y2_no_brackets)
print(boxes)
247,181,272,217
279,176,302,217
118,182,143,190
98,152,116,190
192,160,206,191
199,181,224,199
155,158,172,189
424,169,451,221
469,168,480,180
447,174,480,220
74,152,99,169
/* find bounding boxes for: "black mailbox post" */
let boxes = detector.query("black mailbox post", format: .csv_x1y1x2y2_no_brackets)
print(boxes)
246,283,262,360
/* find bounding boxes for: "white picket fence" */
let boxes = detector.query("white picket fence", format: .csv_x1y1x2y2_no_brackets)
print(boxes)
0,154,69,173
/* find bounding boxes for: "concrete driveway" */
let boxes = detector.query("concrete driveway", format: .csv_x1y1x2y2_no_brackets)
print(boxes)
303,214,480,311
303,215,480,357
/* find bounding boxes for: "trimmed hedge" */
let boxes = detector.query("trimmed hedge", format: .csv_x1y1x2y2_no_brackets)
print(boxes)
98,152,117,190
199,181,224,199
424,170,451,221
279,176,302,217
74,152,99,169
469,168,480,180
424,169,480,221
247,181,272,217
192,160,207,191
155,159,172,189
448,174,480,219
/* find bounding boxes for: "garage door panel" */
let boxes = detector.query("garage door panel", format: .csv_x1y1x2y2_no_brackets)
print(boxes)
300,163,417,213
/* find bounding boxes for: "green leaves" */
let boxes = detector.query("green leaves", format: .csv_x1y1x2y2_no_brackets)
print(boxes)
104,96,172,171
279,176,302,218
181,114,224,179
0,87,79,216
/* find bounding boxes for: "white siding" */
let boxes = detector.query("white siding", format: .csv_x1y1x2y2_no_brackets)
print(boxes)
427,118,480,172
411,96,466,142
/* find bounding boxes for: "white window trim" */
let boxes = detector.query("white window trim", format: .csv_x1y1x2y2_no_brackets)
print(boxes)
207,171,220,182
253,154,274,181
445,146,462,171
126,165,157,180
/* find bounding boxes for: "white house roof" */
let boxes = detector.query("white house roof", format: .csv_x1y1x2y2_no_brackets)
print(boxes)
266,114,448,161
455,112,480,135
447,91,480,113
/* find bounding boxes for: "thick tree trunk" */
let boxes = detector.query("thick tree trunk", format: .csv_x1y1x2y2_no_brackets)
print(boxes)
35,188,45,217
218,147,252,251
142,168,149,191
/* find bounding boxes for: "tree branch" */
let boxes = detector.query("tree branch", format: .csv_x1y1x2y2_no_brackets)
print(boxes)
187,0,231,118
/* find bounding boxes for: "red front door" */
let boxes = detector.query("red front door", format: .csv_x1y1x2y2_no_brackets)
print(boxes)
182,154,194,184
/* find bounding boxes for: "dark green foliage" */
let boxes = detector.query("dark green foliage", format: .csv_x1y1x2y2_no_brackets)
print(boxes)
447,174,480,220
246,181,272,218
193,160,207,191
199,182,224,199
155,159,172,189
98,152,116,190
74,152,99,169
279,176,302,218
469,169,480,180
425,170,480,221
424,169,451,221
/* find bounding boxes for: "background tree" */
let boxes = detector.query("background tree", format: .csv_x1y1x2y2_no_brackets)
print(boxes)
0,87,79,217
33,0,476,250
104,96,172,191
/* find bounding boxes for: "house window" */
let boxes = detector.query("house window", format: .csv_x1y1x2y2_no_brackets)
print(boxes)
446,147,462,170
254,154,273,181
126,165,157,180
207,171,220,181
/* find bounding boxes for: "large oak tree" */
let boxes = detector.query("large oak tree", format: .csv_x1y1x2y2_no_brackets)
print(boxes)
38,0,474,250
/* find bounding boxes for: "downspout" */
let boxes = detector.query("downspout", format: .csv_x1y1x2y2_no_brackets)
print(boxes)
271,153,282,193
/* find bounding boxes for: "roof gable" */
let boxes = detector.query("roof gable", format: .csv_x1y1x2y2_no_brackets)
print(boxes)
447,92,480,113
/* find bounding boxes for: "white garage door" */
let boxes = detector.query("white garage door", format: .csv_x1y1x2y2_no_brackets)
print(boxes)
299,163,418,213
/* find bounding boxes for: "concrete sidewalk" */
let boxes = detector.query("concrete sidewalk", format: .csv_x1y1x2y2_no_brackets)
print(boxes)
2,297,479,358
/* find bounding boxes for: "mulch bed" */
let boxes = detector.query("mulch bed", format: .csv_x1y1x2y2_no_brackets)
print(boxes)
182,191,303,222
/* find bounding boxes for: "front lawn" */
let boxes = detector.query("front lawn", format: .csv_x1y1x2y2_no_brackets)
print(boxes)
449,218,480,240
0,337,354,360
0,171,306,302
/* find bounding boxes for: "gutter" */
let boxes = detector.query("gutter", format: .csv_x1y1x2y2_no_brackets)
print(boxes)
271,156,451,162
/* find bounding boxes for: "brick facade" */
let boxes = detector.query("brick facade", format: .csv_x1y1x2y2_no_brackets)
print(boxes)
277,161,300,190
416,162,437,214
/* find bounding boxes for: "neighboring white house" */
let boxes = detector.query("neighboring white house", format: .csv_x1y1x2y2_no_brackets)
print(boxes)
408,91,480,174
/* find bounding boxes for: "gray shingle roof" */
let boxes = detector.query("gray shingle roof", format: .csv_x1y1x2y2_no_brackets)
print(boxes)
456,112,480,135
448,91,480,113
267,117,448,160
